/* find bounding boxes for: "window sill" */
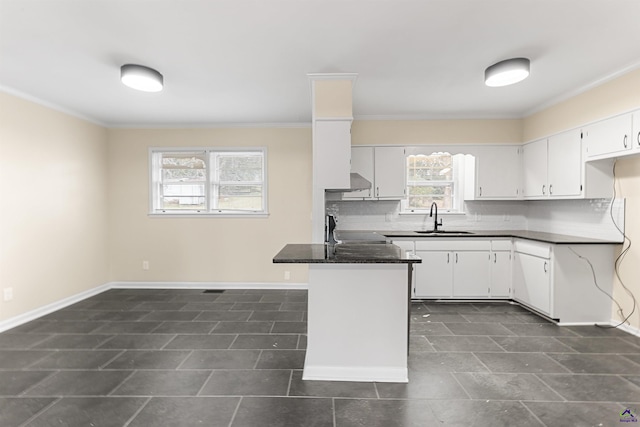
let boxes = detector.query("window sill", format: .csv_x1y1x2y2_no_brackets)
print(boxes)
149,212,270,219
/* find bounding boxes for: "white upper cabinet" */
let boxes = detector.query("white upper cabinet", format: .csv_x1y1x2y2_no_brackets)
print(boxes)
375,146,406,198
345,146,375,198
522,130,583,199
344,146,405,199
522,139,548,198
634,110,640,152
313,119,352,189
547,129,582,197
584,112,633,159
473,146,521,199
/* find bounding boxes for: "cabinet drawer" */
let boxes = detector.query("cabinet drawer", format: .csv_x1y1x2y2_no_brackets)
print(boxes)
513,239,551,259
491,240,512,251
415,239,491,251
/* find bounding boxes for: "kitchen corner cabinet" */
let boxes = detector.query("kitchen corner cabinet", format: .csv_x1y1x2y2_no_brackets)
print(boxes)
344,146,406,200
584,112,633,160
513,244,551,315
471,146,521,199
522,129,582,199
512,240,615,323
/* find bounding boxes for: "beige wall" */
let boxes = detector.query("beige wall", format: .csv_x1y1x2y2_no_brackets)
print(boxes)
107,128,312,284
313,79,354,118
352,119,522,145
0,92,109,322
523,68,640,331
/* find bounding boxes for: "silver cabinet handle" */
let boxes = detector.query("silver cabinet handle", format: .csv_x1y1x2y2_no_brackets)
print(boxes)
549,184,553,195
479,187,482,197
447,253,450,263
376,187,379,197
624,134,628,148
494,253,497,263
542,185,546,195
543,261,548,273
455,253,458,263
637,131,640,146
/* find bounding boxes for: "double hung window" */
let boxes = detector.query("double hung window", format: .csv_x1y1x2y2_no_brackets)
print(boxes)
150,148,267,216
405,152,460,212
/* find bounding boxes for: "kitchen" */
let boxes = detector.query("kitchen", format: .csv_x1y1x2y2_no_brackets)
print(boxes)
2,0,640,426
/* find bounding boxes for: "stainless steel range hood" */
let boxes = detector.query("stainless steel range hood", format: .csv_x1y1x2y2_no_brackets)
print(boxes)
325,173,372,193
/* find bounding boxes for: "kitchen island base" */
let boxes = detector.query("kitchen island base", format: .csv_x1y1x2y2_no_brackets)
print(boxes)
304,263,409,383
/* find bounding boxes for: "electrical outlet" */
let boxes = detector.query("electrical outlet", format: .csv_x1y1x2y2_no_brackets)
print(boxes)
142,261,149,271
3,287,13,302
284,271,291,280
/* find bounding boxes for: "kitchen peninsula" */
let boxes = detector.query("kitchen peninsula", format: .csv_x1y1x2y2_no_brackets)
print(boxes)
273,243,421,383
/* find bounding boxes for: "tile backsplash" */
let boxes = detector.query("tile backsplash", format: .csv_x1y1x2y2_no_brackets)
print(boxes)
326,198,625,241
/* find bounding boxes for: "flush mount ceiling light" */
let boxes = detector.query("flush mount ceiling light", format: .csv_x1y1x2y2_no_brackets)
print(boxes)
484,57,530,87
120,64,163,92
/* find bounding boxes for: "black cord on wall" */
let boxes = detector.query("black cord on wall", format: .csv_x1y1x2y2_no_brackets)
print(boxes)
568,160,636,329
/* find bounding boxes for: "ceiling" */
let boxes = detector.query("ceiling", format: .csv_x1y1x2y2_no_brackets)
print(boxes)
1,0,640,127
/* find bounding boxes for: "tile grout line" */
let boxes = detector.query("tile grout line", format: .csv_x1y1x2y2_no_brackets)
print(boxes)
122,396,153,427
18,397,62,427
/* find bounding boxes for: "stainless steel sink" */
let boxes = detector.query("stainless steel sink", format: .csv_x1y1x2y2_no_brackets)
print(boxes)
415,230,475,235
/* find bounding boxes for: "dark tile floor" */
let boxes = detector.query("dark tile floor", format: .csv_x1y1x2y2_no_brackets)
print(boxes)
1,289,640,426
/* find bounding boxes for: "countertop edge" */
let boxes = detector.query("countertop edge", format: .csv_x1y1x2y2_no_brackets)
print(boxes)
377,230,623,245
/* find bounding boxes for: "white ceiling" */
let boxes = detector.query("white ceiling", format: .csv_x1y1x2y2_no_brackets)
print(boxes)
1,0,640,127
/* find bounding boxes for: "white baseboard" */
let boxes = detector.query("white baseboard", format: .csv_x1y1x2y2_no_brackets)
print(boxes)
0,281,308,333
0,283,111,333
109,281,308,290
302,365,408,383
616,321,640,338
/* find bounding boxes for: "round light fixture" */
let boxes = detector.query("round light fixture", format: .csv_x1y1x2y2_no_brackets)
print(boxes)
485,57,530,87
120,64,163,92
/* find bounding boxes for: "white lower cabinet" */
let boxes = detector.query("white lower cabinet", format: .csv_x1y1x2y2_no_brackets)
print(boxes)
452,251,491,297
396,237,614,323
512,239,615,323
490,240,512,298
415,251,453,297
413,240,491,299
513,250,551,315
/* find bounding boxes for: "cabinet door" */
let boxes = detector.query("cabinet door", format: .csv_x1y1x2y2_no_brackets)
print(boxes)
522,139,548,198
548,129,582,197
490,251,511,298
414,251,453,298
584,113,633,158
633,111,640,152
313,120,352,189
513,252,551,315
476,146,520,198
452,251,491,298
374,146,406,199
344,146,374,199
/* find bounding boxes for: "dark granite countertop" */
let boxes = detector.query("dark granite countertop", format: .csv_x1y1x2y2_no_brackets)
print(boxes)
273,243,421,264
378,229,622,245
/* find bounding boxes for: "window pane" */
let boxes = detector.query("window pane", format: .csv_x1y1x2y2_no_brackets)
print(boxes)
218,154,263,182
216,185,262,210
160,196,206,210
406,153,454,210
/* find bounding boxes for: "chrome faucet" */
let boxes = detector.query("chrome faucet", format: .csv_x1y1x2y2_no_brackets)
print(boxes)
429,202,443,232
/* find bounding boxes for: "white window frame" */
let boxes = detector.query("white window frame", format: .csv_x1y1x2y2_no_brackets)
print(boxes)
149,147,268,217
401,151,466,214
